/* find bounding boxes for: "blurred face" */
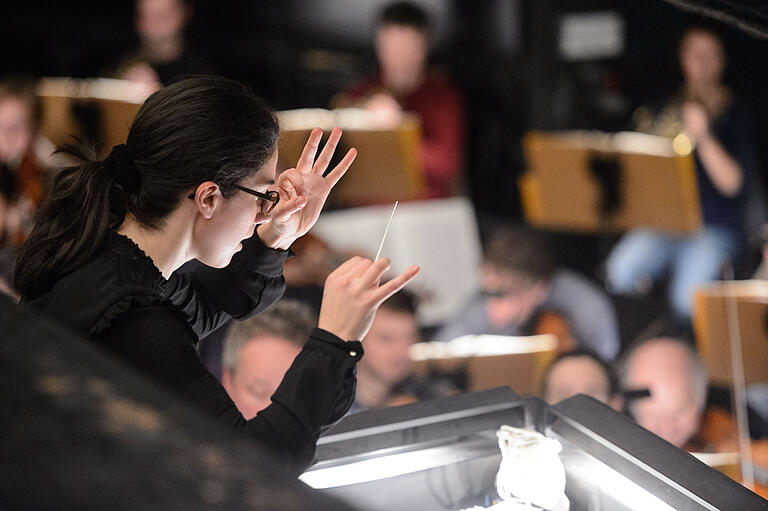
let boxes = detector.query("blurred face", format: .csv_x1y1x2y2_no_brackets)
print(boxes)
481,265,548,329
544,356,611,406
360,308,419,386
679,31,725,87
0,96,34,163
375,24,428,92
194,150,278,268
222,335,301,420
626,341,702,447
135,0,189,44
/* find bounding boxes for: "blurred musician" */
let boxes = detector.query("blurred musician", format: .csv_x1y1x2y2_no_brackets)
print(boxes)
333,1,465,199
606,26,758,322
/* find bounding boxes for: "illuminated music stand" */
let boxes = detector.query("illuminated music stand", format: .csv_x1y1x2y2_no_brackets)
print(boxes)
520,131,702,234
408,334,559,397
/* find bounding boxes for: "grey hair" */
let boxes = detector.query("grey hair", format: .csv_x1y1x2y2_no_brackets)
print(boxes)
222,300,316,372
617,337,709,412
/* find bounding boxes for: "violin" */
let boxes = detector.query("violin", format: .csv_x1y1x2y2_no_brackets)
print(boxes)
690,406,768,498
529,309,577,355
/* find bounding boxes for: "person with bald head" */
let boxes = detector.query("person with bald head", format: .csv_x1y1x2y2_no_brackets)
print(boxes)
618,337,708,448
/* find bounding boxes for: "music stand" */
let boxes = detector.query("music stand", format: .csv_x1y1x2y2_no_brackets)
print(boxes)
37,78,145,149
693,280,768,386
409,334,558,397
520,131,702,234
277,109,425,207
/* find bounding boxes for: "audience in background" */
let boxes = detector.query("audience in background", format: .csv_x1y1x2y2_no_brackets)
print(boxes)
221,301,315,420
116,0,215,90
606,26,758,322
541,348,621,410
351,290,456,413
618,337,709,448
334,1,464,199
436,226,620,361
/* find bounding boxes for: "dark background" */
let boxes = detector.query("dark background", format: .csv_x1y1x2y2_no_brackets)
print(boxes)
2,0,767,275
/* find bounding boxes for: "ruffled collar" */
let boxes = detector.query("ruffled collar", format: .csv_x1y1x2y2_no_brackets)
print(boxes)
108,232,167,293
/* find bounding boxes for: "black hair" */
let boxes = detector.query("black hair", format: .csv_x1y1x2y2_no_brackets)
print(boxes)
14,75,278,300
540,348,618,400
380,288,418,316
378,1,429,32
483,226,556,283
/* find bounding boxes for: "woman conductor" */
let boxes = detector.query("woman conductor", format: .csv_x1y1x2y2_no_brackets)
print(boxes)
14,76,419,473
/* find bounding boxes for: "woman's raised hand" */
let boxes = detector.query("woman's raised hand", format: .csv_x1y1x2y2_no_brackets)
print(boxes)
318,256,420,342
257,127,356,250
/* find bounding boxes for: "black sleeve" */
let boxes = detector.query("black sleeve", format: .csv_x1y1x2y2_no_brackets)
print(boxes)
162,232,289,339
101,308,362,475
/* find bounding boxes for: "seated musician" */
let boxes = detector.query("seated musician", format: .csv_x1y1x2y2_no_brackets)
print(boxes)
435,226,620,362
618,337,709,448
350,290,457,413
221,301,315,420
541,348,622,410
606,26,757,322
0,78,56,249
333,1,465,199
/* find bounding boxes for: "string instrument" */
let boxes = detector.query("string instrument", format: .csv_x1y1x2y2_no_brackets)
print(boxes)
692,276,768,497
528,308,577,355
691,406,768,498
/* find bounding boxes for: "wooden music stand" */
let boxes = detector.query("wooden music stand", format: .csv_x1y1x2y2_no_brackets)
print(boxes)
409,334,558,397
96,99,142,149
520,131,702,234
693,280,768,386
37,78,145,150
277,109,425,207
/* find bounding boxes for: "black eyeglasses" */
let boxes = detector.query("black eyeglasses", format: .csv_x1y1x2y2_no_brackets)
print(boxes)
233,184,280,215
188,184,280,215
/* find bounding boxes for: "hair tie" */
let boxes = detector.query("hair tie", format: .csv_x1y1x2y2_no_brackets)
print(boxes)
104,144,140,193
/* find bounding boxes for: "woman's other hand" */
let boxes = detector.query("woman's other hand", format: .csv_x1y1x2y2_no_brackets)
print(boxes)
257,127,356,250
318,256,420,342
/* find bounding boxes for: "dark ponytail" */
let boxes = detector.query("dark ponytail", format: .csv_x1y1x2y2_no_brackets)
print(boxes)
15,76,279,300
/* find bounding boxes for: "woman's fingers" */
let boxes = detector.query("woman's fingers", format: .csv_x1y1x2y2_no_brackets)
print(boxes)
346,257,374,278
324,148,357,188
310,127,342,175
361,257,391,285
296,128,323,172
272,195,307,220
334,256,363,275
373,265,420,303
277,168,307,198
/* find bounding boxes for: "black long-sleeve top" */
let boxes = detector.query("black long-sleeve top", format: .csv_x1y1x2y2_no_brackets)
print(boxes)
28,231,362,474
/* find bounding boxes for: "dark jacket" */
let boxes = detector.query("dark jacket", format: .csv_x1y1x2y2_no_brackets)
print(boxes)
28,231,362,474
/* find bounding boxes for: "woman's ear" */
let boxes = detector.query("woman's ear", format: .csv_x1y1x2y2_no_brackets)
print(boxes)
191,181,220,219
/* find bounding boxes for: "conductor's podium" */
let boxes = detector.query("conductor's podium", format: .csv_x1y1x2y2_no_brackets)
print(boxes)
520,131,701,234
